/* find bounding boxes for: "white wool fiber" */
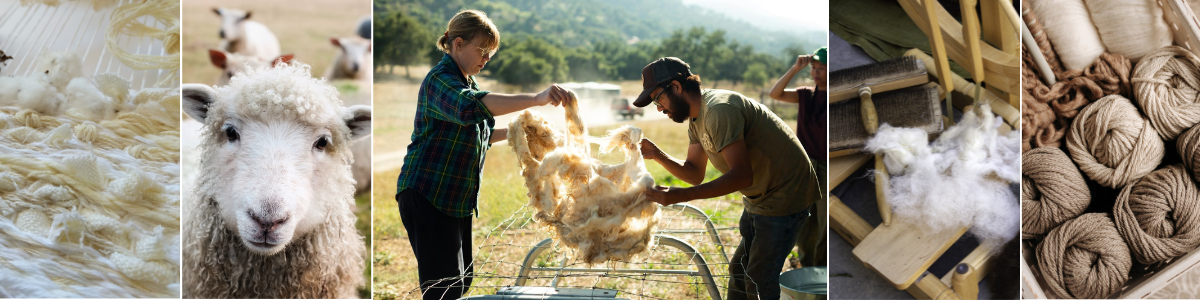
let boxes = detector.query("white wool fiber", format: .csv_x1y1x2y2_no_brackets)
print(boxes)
1031,0,1105,70
509,92,659,264
1086,0,1173,62
0,51,180,297
864,104,1021,248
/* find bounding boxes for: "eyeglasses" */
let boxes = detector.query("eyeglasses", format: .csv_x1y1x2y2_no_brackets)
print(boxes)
477,46,497,59
651,85,668,109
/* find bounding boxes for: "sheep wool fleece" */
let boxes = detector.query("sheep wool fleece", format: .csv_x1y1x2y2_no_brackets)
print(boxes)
0,84,181,296
509,91,660,264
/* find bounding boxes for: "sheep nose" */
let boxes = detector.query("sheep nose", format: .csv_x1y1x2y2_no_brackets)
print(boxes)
248,211,288,235
219,30,225,39
350,62,359,73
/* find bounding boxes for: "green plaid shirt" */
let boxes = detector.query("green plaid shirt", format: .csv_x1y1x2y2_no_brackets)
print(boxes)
397,54,495,218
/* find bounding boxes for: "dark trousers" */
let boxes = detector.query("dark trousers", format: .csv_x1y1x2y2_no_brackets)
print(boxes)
398,189,473,300
727,205,810,300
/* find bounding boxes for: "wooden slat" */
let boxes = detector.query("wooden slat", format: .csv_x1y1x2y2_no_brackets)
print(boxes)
854,221,968,290
897,0,1020,96
829,154,872,190
829,195,873,246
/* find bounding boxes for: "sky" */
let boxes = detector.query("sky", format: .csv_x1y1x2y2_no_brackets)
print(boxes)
681,0,828,33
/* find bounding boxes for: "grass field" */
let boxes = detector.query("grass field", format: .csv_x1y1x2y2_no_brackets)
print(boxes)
182,0,369,85
372,74,807,299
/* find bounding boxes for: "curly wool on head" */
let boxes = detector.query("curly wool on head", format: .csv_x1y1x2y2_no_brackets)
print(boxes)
1022,147,1090,239
1066,95,1164,188
211,62,343,130
182,62,365,298
1114,165,1200,264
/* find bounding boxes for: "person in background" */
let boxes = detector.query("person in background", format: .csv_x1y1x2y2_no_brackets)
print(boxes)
769,47,827,267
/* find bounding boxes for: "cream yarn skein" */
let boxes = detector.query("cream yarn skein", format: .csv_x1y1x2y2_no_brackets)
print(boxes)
1031,0,1105,71
1086,0,1173,63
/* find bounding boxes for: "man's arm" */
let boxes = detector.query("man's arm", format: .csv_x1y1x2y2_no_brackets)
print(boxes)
769,55,809,103
646,139,754,205
642,140,707,185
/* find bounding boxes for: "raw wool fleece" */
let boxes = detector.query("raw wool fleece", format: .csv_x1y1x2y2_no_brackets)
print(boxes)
0,76,181,296
508,92,659,264
864,104,1021,248
182,63,365,298
1086,0,1172,63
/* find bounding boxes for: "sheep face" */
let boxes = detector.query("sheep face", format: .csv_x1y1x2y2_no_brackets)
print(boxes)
331,37,370,77
182,63,371,256
208,49,294,86
213,8,251,41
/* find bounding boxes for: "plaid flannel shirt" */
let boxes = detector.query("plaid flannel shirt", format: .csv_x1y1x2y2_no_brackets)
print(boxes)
397,54,495,218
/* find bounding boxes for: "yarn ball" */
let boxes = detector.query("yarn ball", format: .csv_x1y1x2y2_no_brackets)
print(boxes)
1179,125,1200,182
1022,147,1090,239
1022,51,1133,150
1114,164,1200,264
1066,95,1164,188
1031,0,1105,70
1086,0,1173,62
1037,213,1132,299
1133,46,1200,140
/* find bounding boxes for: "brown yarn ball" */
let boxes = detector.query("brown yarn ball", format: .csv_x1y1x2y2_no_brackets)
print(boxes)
1114,164,1200,264
1132,46,1200,141
1066,95,1165,188
1023,147,1091,239
1037,213,1132,299
1179,125,1200,183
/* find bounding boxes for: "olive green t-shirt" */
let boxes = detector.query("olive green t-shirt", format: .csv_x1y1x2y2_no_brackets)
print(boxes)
688,89,822,216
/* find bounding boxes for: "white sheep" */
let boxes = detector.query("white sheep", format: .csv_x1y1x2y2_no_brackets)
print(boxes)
181,62,369,298
324,37,371,82
212,8,281,61
208,48,294,86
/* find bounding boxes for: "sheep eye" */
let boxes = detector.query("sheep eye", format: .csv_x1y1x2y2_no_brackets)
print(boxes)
224,126,239,142
226,71,233,78
313,136,329,151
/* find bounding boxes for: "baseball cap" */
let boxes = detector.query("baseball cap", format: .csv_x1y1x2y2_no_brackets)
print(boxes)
813,47,827,65
633,57,693,107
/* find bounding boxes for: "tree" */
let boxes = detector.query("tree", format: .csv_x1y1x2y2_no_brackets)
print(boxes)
374,10,433,78
743,62,770,100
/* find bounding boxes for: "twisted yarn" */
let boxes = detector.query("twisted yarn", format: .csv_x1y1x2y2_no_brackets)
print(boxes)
1037,213,1132,299
1133,46,1200,140
1022,147,1090,239
1066,95,1164,188
1114,164,1200,264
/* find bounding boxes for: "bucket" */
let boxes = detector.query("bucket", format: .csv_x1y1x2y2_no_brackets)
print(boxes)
780,266,827,300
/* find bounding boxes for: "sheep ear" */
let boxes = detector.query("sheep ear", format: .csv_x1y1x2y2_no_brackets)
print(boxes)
330,37,342,48
212,8,221,16
343,105,371,141
209,49,228,69
273,54,295,67
182,84,218,123
242,11,252,21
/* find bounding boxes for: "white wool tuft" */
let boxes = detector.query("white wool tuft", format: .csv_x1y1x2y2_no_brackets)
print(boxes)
33,51,83,91
865,104,1021,248
64,78,115,121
